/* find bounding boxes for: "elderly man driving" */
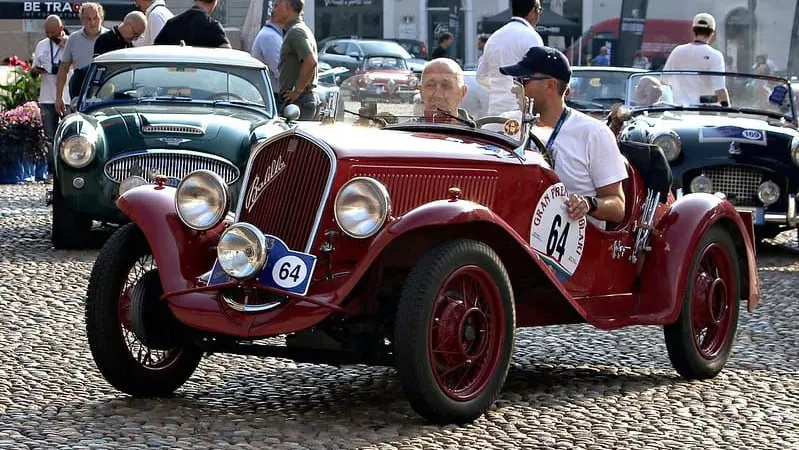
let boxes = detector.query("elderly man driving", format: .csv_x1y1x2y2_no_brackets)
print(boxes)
634,76,665,106
419,58,472,123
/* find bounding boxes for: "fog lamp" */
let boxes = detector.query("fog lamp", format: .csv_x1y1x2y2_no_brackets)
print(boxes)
757,181,781,206
217,222,268,280
690,174,713,194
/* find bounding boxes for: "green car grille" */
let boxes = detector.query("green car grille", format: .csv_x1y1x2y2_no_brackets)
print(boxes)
104,150,240,185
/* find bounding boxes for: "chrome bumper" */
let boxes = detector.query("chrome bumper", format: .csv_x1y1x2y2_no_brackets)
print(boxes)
676,189,798,226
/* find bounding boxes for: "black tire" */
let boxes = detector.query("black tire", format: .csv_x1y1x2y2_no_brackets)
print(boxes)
664,226,740,379
85,223,203,396
51,182,91,249
394,239,515,424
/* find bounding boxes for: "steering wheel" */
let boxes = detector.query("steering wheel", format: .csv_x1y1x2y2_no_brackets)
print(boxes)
208,92,245,101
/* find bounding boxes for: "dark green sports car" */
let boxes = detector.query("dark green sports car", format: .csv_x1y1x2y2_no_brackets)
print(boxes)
48,45,295,249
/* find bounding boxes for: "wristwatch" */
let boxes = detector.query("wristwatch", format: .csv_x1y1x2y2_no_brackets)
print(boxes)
585,196,599,214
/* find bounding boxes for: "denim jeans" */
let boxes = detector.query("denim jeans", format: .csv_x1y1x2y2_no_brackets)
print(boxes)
39,103,58,173
277,91,320,121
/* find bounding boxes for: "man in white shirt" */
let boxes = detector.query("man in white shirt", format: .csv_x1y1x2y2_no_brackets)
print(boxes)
501,46,628,229
476,0,544,115
251,6,285,93
31,15,71,174
133,0,174,46
662,13,729,107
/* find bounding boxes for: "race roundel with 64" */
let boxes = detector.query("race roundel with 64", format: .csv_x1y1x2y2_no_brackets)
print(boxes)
529,183,587,282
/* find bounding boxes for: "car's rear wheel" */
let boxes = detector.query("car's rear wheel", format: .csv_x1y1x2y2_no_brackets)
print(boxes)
51,182,91,249
86,223,203,396
664,226,740,379
394,239,515,424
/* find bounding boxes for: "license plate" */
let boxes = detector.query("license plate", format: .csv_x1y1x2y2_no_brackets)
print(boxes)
737,207,765,225
164,176,181,188
209,234,317,296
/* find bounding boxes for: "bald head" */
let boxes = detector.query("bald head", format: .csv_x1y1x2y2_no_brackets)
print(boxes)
119,10,147,43
635,76,663,106
44,14,64,40
420,58,468,116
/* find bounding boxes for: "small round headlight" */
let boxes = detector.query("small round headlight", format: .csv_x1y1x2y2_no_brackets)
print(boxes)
60,136,95,168
757,180,781,205
175,170,230,231
217,223,267,280
690,174,713,194
651,132,682,161
119,175,148,197
334,177,391,239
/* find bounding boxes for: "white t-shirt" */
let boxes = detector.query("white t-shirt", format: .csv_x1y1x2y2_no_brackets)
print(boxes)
662,42,726,105
133,1,174,47
32,37,71,104
533,109,628,230
476,18,544,115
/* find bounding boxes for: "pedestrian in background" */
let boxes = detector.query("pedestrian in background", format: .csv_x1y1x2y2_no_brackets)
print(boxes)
133,0,174,46
56,2,107,115
476,0,544,115
632,49,650,69
31,15,70,175
154,0,231,48
662,13,729,106
431,32,454,60
591,46,610,66
273,0,319,120
251,4,286,94
476,34,488,65
93,11,147,56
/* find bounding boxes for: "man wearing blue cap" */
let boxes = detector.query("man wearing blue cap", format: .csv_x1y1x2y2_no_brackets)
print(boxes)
501,46,628,229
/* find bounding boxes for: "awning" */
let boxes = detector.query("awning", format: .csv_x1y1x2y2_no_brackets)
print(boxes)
479,8,582,38
0,1,136,21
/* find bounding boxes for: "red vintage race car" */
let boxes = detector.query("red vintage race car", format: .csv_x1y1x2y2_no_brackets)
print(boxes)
85,78,760,425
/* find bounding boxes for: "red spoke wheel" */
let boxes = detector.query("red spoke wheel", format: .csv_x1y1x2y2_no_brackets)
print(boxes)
664,226,740,379
395,239,515,424
85,223,203,396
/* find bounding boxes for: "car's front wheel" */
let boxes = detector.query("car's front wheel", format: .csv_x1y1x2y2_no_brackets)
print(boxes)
51,182,91,249
664,226,740,379
394,239,515,424
85,223,203,396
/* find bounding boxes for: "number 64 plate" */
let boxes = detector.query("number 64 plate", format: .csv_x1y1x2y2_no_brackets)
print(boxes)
208,234,318,296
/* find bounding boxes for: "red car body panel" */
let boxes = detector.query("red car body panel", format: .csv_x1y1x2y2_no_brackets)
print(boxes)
118,125,760,339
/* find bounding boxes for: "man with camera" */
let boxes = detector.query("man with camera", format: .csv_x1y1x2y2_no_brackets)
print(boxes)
31,15,71,175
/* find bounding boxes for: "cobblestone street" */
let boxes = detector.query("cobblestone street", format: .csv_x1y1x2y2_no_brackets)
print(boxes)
0,183,797,450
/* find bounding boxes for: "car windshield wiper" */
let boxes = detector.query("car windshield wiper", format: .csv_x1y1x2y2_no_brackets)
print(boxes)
343,108,387,127
212,99,266,108
434,107,476,128
137,95,193,102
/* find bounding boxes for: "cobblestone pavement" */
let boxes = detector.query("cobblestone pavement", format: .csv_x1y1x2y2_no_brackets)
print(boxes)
0,183,797,450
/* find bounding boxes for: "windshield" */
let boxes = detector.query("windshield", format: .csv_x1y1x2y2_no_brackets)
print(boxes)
83,64,272,110
330,72,528,145
568,70,638,111
363,56,408,71
625,71,797,121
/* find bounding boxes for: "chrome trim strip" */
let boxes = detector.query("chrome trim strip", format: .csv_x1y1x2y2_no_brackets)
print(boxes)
141,124,205,135
221,293,284,313
103,149,241,184
234,128,338,254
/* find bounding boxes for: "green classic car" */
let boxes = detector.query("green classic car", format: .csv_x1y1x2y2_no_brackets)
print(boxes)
47,45,296,249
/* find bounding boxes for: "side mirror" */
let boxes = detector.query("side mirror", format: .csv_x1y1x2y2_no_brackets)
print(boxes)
281,104,301,122
347,52,361,60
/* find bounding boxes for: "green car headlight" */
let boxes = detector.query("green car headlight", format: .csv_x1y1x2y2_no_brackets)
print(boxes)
59,135,95,168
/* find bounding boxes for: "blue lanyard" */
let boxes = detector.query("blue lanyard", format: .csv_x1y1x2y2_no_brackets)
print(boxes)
546,107,571,167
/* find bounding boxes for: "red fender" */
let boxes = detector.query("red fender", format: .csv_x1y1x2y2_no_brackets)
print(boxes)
116,185,226,294
638,193,760,324
362,199,591,320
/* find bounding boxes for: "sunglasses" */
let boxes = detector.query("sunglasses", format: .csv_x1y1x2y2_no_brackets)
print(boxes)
515,75,554,84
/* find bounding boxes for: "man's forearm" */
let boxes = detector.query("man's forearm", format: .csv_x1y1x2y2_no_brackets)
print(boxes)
294,58,317,92
592,195,626,223
56,64,69,100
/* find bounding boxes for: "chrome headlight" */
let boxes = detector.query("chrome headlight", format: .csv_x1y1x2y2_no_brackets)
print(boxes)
690,174,713,194
175,170,230,231
757,180,781,206
59,135,95,168
408,76,419,88
217,222,267,280
650,131,682,161
792,136,799,166
334,177,391,239
363,74,374,85
118,175,148,197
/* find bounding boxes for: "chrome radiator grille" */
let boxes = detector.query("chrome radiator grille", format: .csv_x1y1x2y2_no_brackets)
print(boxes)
104,150,240,184
701,166,764,206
